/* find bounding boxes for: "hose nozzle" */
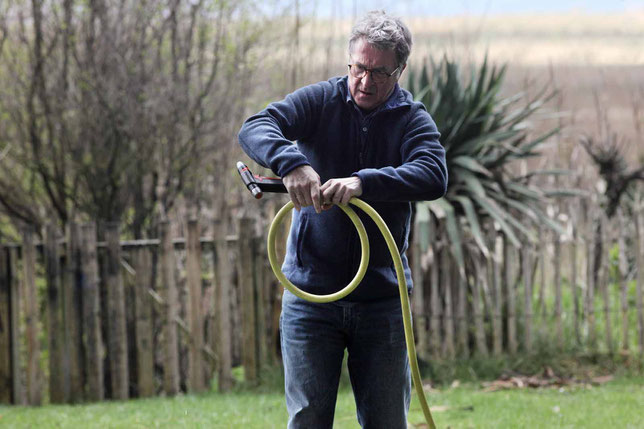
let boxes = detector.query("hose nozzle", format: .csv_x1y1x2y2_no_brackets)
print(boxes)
237,161,287,197
237,161,263,199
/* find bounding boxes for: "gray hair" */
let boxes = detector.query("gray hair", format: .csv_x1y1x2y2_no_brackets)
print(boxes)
349,10,412,67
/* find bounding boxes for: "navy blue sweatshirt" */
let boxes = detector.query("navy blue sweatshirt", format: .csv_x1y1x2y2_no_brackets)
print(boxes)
238,76,447,301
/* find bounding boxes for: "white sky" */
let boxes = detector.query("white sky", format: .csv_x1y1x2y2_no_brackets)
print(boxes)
289,0,643,17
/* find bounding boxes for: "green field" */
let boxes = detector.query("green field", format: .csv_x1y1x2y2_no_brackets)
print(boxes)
1,376,642,428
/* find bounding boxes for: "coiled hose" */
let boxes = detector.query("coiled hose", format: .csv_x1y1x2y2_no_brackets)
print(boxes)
267,198,437,429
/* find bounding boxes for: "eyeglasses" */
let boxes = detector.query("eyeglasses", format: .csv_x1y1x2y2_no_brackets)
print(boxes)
348,64,400,83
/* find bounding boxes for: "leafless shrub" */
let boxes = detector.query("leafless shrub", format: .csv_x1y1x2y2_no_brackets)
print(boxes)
0,0,264,237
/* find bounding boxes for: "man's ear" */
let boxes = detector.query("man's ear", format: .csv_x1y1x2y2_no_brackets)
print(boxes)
398,63,407,78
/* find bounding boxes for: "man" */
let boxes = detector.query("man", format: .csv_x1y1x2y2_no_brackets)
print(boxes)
238,10,447,429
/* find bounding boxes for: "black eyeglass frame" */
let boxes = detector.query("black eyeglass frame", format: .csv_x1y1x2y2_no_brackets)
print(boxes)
347,64,401,83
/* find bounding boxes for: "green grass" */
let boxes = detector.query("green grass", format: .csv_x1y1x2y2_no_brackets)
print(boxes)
1,376,642,428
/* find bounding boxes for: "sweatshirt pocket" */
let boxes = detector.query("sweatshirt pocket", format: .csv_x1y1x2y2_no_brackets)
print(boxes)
296,210,352,272
295,214,309,267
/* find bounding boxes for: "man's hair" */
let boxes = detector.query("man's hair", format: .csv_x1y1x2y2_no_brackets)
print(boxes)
349,10,412,68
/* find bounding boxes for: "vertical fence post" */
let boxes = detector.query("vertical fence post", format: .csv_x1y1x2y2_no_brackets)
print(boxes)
66,222,84,402
554,231,563,350
457,264,469,357
586,213,597,350
491,233,503,356
537,226,547,318
81,223,104,401
105,222,129,399
600,216,613,354
571,213,581,346
45,223,68,403
238,217,258,385
9,247,24,404
0,247,11,403
428,226,441,359
186,217,205,392
133,247,155,397
472,252,489,356
214,219,233,391
617,210,629,352
22,227,42,405
635,205,644,359
504,235,517,354
441,248,455,358
255,231,268,370
160,220,179,395
523,244,533,353
411,224,428,360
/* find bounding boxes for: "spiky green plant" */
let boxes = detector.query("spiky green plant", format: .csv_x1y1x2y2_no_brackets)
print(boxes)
407,56,569,268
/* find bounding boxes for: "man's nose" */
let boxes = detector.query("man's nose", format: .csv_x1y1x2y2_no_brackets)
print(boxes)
361,70,375,86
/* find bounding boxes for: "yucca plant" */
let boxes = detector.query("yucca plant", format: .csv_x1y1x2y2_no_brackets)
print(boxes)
407,56,568,268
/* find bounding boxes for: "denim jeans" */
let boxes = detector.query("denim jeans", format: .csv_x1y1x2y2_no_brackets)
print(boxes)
280,289,411,429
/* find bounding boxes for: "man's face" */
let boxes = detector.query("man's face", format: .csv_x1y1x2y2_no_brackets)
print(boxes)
348,38,404,111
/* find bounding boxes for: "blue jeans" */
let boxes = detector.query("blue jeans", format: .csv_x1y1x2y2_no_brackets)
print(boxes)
280,290,411,429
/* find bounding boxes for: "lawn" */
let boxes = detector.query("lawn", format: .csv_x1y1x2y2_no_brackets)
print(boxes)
1,376,642,428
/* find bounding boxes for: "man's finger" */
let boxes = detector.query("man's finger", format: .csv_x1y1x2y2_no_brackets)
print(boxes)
289,190,301,211
311,186,321,213
341,188,353,205
301,185,314,208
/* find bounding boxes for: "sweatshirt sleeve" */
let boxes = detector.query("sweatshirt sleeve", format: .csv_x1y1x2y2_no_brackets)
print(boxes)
353,108,448,202
238,83,325,178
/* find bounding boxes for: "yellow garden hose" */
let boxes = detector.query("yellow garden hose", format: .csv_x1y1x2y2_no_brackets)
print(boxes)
267,198,437,429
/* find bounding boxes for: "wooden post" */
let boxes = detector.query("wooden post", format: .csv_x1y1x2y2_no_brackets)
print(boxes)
554,232,563,350
81,223,104,401
255,233,268,369
186,218,205,392
599,217,613,354
263,199,285,366
160,220,180,395
491,233,503,356
536,226,547,318
45,224,67,403
215,219,233,391
65,222,84,402
616,210,629,352
523,244,533,353
411,229,428,360
9,248,25,404
456,262,469,357
504,235,517,354
238,217,258,385
105,222,129,399
0,248,11,403
472,252,489,356
23,227,42,405
133,248,155,397
571,216,581,346
586,214,597,350
635,206,644,359
428,224,441,359
441,248,455,358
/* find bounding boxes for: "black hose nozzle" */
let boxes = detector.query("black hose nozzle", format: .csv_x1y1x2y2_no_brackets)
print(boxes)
237,161,287,198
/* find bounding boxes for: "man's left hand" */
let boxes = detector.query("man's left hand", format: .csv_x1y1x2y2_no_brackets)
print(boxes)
320,176,362,208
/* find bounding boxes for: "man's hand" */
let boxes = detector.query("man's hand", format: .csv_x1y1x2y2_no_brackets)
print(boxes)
283,165,322,213
320,176,362,208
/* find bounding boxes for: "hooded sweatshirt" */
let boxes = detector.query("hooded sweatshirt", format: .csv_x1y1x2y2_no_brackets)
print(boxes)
238,76,447,301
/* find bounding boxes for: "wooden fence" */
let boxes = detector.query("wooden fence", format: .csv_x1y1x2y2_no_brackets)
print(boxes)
0,216,284,405
1,201,643,405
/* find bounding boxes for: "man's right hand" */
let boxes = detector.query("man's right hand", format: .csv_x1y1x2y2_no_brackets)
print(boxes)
283,165,322,213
